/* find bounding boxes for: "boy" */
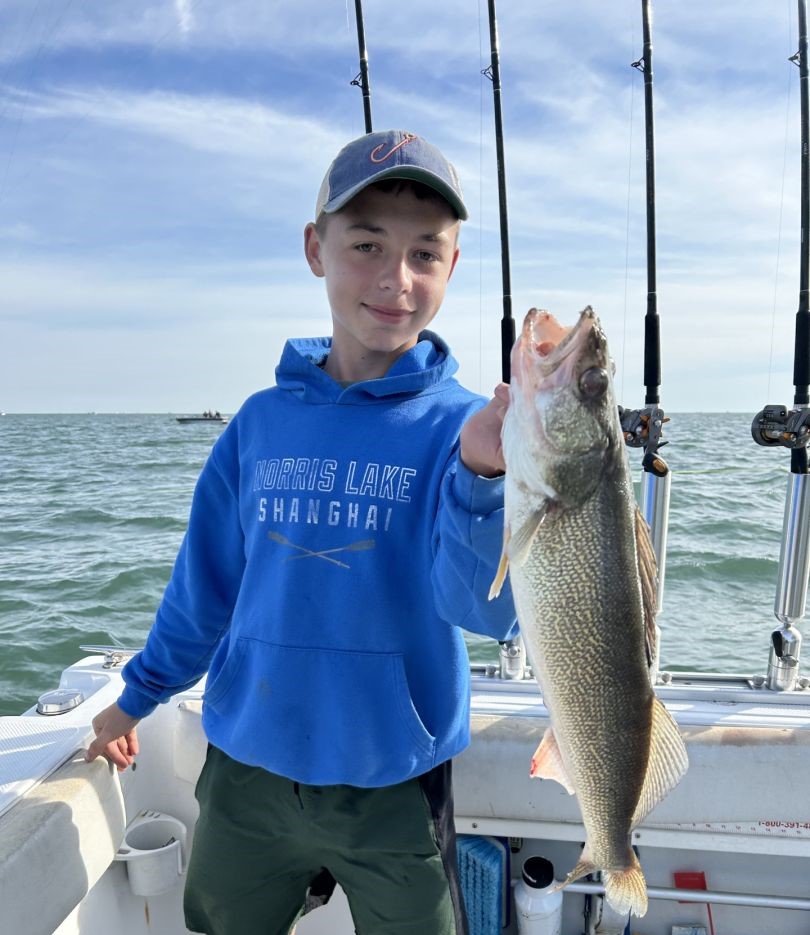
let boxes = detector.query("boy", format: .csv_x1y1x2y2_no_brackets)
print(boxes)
86,129,517,935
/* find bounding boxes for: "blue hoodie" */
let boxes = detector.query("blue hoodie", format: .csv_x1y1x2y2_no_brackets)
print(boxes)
119,332,517,787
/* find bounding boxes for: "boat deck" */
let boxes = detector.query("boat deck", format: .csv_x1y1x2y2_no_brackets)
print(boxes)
1,657,809,935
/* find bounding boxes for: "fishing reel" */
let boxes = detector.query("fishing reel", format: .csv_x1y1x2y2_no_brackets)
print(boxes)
619,406,669,477
619,405,667,450
620,404,668,449
751,404,810,449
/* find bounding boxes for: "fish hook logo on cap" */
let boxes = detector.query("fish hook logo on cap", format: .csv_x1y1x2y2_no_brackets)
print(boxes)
314,129,468,221
369,132,417,163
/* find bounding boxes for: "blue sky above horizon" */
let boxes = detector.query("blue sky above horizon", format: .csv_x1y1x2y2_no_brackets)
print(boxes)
0,0,805,414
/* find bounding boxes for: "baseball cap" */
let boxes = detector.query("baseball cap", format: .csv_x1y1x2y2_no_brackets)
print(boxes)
315,130,468,221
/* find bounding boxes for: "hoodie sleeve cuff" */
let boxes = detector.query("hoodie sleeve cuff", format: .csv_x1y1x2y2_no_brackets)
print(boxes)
452,458,505,515
117,685,161,720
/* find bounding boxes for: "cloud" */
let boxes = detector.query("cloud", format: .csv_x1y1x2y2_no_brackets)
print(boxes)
3,84,339,166
0,0,805,412
175,0,193,35
0,84,346,266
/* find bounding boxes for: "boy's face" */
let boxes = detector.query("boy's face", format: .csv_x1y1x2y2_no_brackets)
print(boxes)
304,185,460,369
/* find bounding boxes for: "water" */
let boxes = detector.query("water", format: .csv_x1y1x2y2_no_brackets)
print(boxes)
0,412,793,717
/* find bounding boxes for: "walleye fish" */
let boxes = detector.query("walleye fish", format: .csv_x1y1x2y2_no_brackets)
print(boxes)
490,306,688,918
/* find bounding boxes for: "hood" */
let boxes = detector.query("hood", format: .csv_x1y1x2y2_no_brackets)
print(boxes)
275,331,460,404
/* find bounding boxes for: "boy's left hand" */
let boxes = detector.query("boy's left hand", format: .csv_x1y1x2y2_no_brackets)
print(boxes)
459,383,510,478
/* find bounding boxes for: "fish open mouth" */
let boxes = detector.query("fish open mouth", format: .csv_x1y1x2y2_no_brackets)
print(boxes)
525,306,600,367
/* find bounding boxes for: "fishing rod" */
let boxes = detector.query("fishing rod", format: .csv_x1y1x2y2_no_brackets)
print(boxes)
622,0,671,620
483,0,523,679
638,3,661,410
350,0,373,133
751,0,810,690
483,0,516,385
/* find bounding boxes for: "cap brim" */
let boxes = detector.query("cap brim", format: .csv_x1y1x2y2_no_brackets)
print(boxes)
320,166,468,221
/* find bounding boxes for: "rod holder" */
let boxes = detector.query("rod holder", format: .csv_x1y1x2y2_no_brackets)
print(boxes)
499,635,525,680
641,464,671,614
767,623,802,691
765,470,810,689
773,471,810,625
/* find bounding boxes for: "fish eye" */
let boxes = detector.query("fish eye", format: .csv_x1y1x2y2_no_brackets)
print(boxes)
579,367,609,399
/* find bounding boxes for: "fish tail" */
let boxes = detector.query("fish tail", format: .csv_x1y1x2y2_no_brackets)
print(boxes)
553,850,648,918
603,851,648,918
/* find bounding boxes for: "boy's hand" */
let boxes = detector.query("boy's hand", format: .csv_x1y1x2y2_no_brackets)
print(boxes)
460,383,510,478
85,702,141,772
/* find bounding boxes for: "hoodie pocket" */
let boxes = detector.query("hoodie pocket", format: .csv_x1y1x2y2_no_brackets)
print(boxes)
202,637,247,710
203,638,437,785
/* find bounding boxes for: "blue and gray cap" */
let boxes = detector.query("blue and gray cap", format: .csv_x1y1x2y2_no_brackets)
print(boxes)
315,129,468,221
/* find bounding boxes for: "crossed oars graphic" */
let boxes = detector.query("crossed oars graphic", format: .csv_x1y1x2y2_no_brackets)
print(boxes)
267,531,375,569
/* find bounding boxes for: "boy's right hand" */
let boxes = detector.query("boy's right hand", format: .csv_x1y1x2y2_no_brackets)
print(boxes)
85,702,141,772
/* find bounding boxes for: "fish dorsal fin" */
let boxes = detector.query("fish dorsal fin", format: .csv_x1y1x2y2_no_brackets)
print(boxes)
634,506,658,669
529,726,576,795
630,696,689,829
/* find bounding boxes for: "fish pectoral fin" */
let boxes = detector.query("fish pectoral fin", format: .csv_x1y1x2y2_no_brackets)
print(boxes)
529,726,576,794
634,506,659,669
603,852,649,918
510,505,549,568
631,695,689,828
488,527,511,600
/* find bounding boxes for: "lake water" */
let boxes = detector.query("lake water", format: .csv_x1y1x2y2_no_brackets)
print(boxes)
0,411,793,716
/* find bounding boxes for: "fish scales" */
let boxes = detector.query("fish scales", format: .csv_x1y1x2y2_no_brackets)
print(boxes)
491,306,688,918
515,483,654,866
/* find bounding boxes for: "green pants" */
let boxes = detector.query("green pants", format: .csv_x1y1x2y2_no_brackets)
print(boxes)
184,746,469,935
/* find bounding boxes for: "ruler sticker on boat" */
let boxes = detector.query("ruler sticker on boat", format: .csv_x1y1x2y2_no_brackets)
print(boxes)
643,820,810,838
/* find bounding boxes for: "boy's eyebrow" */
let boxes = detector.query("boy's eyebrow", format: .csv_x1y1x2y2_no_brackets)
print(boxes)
346,222,387,235
345,222,453,243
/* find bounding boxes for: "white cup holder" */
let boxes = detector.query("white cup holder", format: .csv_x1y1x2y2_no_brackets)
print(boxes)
115,810,187,897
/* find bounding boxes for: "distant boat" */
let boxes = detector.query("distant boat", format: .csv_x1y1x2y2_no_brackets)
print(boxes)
175,411,228,424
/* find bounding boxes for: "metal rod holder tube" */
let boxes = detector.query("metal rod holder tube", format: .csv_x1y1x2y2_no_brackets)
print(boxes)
641,468,670,614
498,634,525,680
766,470,809,690
767,623,802,691
774,471,810,624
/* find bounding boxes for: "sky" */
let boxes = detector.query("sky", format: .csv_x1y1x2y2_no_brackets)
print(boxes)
0,0,805,413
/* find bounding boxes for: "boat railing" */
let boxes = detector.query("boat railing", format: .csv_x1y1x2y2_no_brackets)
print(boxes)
74,644,810,695
566,879,810,912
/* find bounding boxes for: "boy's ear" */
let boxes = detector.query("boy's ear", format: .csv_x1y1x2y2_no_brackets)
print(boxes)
304,223,325,278
447,244,460,281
